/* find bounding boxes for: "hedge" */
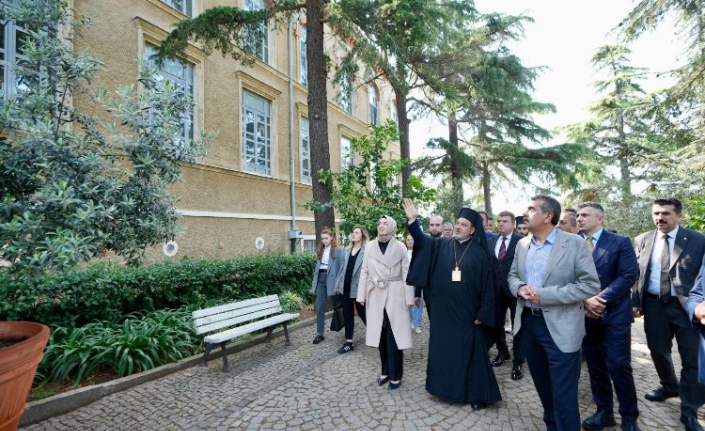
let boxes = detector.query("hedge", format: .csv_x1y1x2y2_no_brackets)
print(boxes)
0,253,316,328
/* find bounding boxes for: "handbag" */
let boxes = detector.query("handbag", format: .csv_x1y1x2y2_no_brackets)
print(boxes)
330,297,344,332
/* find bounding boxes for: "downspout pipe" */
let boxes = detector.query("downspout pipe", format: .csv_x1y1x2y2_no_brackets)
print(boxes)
288,16,297,254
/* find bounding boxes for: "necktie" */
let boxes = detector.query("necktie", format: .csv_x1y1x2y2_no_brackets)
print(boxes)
586,236,594,252
660,234,671,298
498,237,507,262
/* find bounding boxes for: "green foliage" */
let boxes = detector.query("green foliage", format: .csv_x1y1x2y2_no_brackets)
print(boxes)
39,307,199,385
685,196,705,232
278,291,306,314
304,122,436,236
0,253,316,328
0,0,212,281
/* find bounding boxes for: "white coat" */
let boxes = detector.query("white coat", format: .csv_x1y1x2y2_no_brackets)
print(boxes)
357,238,414,349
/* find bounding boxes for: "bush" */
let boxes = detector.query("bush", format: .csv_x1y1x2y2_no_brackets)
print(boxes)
39,307,199,384
0,253,316,327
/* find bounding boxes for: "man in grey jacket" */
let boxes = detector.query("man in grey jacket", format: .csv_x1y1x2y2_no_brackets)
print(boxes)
509,195,600,431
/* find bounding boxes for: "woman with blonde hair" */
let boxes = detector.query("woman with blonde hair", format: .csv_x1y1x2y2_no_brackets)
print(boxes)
333,226,369,354
357,216,414,389
310,226,344,344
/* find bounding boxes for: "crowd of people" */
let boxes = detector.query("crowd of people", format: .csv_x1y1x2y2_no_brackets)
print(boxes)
309,196,705,431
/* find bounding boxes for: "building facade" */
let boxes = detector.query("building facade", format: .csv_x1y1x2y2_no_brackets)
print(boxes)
61,0,401,260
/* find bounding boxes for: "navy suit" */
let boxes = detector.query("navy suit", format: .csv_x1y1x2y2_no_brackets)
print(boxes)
488,233,525,365
685,254,705,384
582,229,639,423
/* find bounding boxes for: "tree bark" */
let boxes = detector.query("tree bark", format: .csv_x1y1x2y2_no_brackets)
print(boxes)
307,0,335,238
447,109,464,211
482,160,492,215
395,90,411,196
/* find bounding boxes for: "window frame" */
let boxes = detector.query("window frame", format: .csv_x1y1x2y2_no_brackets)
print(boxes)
160,0,193,17
299,24,307,87
145,44,195,145
242,89,272,176
300,116,311,184
243,0,269,63
340,71,353,114
341,136,353,170
368,83,378,125
1,12,32,99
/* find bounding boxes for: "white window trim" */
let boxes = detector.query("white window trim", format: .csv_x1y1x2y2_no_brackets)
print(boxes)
242,89,273,176
244,0,270,64
341,136,353,170
136,19,205,144
299,24,307,87
300,116,311,185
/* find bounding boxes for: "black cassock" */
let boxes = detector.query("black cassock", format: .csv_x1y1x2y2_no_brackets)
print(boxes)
407,220,502,404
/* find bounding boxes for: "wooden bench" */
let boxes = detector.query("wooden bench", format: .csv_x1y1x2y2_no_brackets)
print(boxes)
192,294,300,371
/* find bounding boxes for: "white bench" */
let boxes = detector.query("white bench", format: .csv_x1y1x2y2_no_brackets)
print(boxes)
192,294,300,370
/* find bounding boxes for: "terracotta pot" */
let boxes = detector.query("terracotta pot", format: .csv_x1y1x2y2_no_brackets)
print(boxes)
0,322,50,431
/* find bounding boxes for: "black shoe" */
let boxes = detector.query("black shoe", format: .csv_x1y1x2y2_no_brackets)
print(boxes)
470,401,487,411
511,364,524,380
620,421,641,431
681,413,704,431
581,410,616,431
644,387,679,402
388,380,401,390
491,353,509,367
337,342,353,354
377,376,390,386
312,334,325,344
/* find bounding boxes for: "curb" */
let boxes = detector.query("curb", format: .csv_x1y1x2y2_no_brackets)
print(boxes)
19,312,322,427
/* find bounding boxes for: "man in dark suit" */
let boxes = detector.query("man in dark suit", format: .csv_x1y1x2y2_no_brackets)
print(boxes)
412,214,444,318
577,202,640,431
686,258,705,385
632,197,705,431
479,210,498,240
509,195,601,431
488,210,526,380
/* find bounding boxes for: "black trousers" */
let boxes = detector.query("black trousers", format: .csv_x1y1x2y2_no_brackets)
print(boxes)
341,286,366,340
494,294,525,365
379,311,403,381
643,296,705,414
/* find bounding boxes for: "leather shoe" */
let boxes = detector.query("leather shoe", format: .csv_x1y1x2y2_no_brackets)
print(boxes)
377,376,390,386
681,413,704,431
491,353,509,367
581,410,616,431
312,334,325,344
511,364,523,380
470,401,486,411
644,387,679,402
620,421,641,431
388,380,401,390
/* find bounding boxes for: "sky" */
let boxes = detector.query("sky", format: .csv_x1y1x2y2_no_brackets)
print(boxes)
408,0,684,215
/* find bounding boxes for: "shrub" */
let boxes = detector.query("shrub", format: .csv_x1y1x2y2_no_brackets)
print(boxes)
0,253,316,328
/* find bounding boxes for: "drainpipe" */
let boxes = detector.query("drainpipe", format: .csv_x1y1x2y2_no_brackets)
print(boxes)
288,16,297,254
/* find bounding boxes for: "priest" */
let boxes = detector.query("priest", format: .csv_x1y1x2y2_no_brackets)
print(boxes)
403,199,501,411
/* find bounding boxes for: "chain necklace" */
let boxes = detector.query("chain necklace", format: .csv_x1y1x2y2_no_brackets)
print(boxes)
452,239,472,282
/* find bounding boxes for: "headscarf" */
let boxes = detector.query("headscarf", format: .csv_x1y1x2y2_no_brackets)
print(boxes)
376,215,397,243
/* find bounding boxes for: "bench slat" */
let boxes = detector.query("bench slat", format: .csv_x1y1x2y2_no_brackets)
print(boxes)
195,304,283,335
192,295,279,319
204,313,300,344
193,300,281,329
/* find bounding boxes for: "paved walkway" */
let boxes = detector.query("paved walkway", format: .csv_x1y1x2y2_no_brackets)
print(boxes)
22,313,705,430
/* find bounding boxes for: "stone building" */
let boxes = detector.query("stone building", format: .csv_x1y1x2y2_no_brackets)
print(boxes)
39,0,400,260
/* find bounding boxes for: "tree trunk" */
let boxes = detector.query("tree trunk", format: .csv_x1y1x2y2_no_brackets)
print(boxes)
482,160,492,215
307,0,335,238
395,91,411,196
447,109,463,211
617,108,632,199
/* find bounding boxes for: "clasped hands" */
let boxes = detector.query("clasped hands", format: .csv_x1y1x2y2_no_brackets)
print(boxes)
584,295,607,320
518,285,541,305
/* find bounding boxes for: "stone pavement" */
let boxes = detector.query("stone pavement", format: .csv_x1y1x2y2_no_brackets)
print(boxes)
21,313,705,431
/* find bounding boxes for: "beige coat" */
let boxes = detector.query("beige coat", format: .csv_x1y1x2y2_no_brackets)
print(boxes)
357,238,415,349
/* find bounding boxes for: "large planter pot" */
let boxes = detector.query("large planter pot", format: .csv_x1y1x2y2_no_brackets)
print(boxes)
0,322,50,431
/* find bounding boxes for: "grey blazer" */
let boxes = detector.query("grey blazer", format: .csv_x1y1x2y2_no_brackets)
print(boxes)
334,247,365,298
310,246,345,296
508,229,601,353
